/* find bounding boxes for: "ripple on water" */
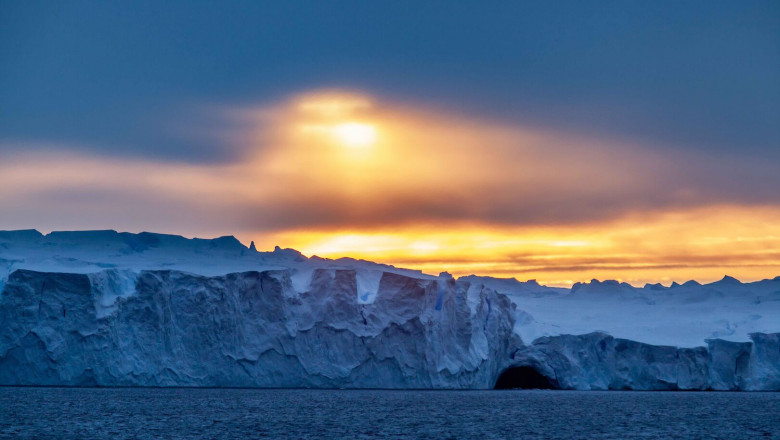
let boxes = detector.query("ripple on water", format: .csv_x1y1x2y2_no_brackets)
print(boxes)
0,388,779,440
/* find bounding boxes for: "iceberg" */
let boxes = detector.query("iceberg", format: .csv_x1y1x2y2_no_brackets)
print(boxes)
1,229,778,389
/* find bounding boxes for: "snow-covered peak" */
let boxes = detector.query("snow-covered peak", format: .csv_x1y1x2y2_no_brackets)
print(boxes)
0,229,43,242
457,275,566,297
569,279,639,298
709,275,742,286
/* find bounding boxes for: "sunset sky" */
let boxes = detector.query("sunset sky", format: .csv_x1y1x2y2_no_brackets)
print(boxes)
2,1,779,286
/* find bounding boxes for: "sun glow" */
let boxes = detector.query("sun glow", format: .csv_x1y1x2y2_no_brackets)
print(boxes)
10,90,778,290
331,122,377,147
289,94,380,149
219,91,780,287
257,206,780,287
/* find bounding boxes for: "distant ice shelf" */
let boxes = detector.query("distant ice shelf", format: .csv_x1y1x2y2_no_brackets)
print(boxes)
1,229,779,390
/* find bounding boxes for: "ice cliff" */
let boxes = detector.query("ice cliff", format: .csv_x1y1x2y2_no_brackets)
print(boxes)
1,230,779,390
505,332,780,391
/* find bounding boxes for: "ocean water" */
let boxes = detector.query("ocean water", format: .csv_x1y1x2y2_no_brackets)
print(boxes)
1,388,778,439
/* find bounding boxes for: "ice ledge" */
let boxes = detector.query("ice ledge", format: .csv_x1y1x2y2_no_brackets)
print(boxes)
505,331,780,391
1,268,779,390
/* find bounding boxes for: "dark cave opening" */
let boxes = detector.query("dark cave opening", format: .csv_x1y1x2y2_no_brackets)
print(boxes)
494,366,558,390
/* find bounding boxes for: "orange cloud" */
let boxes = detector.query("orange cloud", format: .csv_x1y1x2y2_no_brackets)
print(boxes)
260,205,780,286
228,90,697,231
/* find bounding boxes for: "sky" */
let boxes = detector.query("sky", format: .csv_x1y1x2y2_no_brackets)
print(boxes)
1,1,779,286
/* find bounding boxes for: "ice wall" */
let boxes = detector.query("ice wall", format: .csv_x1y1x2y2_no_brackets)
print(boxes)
507,332,780,390
0,269,516,388
1,229,779,390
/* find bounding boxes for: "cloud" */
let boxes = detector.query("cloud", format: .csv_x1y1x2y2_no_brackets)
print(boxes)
218,91,780,232
3,90,780,284
261,203,780,285
3,89,780,235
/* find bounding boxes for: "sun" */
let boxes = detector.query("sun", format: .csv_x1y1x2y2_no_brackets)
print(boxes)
331,122,377,147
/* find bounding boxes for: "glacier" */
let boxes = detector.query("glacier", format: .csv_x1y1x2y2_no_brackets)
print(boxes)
1,229,779,390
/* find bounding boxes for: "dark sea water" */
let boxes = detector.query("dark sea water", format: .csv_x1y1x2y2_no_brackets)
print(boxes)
1,388,779,440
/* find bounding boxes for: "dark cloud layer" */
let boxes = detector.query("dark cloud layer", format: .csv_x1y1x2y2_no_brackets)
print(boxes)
1,1,778,163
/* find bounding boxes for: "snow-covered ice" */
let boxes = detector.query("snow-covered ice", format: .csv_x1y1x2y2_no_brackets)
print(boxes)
1,229,778,389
